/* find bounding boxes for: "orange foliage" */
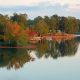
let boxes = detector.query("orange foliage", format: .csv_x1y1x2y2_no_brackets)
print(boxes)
6,22,20,36
13,23,20,35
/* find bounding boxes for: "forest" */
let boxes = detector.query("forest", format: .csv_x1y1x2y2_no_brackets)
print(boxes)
0,13,80,46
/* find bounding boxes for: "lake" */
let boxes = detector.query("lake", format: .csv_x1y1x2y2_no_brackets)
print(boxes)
0,37,80,80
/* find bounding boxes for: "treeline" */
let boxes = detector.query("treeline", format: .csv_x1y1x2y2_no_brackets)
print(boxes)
29,15,80,34
0,13,80,46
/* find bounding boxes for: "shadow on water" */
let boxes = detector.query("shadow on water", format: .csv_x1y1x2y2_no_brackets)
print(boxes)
0,37,79,70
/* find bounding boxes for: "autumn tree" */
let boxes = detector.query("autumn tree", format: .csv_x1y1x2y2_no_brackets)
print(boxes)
11,13,27,29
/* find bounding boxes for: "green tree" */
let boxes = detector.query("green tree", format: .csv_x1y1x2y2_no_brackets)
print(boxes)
11,13,27,29
50,15,59,33
34,18,49,35
59,17,67,32
65,17,78,33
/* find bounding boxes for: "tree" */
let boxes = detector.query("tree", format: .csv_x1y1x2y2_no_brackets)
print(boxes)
11,13,27,29
50,15,59,33
0,14,11,42
59,17,67,32
34,16,43,23
44,16,50,26
34,19,49,35
65,17,78,33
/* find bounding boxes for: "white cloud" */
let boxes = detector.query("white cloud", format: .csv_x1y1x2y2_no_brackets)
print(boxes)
0,0,80,11
0,0,80,6
0,0,49,6
68,3,80,10
49,0,80,5
50,0,80,11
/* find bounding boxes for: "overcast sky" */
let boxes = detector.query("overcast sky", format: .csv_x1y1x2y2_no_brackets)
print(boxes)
0,0,80,19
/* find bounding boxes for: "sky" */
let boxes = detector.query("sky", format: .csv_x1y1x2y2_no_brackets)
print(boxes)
0,0,80,19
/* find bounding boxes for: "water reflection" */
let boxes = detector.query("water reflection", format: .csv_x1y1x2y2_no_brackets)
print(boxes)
0,38,79,70
36,39,78,59
0,48,34,70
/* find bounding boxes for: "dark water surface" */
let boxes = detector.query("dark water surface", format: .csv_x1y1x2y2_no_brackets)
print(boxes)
0,37,80,80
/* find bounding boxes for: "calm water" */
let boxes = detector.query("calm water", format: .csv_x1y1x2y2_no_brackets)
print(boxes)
0,37,80,80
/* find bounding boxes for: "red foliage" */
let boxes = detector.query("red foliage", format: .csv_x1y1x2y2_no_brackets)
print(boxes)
25,28,37,37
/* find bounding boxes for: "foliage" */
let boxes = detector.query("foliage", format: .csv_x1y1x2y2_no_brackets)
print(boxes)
0,13,79,46
34,17,49,35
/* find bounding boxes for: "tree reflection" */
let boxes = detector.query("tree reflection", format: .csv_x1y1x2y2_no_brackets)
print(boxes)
0,48,34,70
36,39,78,59
0,38,79,70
